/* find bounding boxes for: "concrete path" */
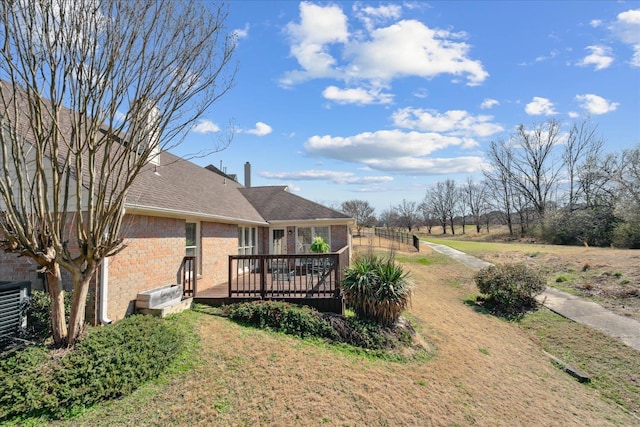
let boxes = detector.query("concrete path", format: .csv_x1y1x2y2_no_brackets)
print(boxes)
422,240,640,351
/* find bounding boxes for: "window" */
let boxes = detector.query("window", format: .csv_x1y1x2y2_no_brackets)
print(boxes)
185,221,200,275
238,226,257,272
296,226,330,253
186,222,197,256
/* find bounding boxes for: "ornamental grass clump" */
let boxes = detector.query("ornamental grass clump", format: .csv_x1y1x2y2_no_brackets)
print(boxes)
341,255,412,326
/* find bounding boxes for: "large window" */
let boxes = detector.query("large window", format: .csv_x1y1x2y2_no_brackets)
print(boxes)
296,226,330,253
238,226,257,272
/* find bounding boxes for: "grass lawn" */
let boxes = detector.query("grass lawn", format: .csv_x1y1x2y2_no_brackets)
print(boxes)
52,247,638,426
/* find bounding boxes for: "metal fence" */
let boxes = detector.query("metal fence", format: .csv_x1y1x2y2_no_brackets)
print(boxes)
373,228,420,251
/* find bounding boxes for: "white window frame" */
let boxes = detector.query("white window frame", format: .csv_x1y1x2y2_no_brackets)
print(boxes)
185,221,201,276
295,226,330,254
238,226,257,273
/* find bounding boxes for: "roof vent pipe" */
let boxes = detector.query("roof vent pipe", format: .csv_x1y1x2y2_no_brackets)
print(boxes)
244,162,251,187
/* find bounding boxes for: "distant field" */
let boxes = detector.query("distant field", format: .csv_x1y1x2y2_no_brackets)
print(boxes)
422,236,640,321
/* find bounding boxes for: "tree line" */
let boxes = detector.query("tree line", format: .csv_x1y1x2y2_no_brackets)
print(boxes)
341,119,640,249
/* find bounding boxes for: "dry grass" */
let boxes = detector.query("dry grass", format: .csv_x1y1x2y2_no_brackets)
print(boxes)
65,244,637,426
424,233,640,321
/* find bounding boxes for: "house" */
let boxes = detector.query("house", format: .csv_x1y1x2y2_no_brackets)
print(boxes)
0,146,353,323
0,82,353,324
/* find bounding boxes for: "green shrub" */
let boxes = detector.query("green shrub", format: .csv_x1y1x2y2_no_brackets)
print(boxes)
226,301,337,340
612,219,640,249
223,301,418,353
310,236,330,253
322,315,397,350
540,207,618,247
0,314,187,421
474,263,545,316
23,290,73,342
341,255,412,326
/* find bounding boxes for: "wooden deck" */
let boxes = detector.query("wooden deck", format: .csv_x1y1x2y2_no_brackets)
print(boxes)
193,249,348,314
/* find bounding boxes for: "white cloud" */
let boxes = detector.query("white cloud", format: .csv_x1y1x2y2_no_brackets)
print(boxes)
305,130,465,163
281,3,488,88
610,9,640,67
322,85,393,105
192,119,220,134
345,20,488,85
480,98,499,109
525,97,557,116
568,111,580,118
590,19,602,28
366,156,487,175
281,2,348,86
233,24,250,40
260,169,394,185
535,50,558,63
392,107,503,137
577,45,614,70
575,94,619,115
353,3,402,31
244,122,272,136
285,183,301,193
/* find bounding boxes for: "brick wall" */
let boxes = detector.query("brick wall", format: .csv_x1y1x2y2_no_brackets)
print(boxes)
106,215,184,321
0,252,41,287
105,214,239,321
200,222,237,288
330,225,350,252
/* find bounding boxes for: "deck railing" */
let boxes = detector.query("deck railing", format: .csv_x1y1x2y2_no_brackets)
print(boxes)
228,246,349,299
181,256,197,297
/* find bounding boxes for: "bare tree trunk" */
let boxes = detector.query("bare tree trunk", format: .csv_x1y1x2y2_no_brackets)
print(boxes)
46,263,68,346
67,265,97,344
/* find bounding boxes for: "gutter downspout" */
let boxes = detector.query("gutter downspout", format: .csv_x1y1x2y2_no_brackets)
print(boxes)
99,258,112,324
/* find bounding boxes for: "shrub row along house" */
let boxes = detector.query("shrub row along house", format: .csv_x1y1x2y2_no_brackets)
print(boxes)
0,89,353,328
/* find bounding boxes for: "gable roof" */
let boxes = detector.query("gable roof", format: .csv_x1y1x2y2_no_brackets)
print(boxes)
125,152,266,225
239,186,352,223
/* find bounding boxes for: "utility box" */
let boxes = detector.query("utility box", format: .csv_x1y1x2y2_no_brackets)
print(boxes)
0,280,31,346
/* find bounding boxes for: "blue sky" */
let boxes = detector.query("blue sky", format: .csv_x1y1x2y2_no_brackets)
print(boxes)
177,1,640,213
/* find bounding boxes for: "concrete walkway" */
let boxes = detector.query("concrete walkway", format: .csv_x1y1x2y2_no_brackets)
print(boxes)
422,241,640,351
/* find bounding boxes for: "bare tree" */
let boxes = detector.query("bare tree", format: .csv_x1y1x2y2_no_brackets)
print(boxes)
615,144,640,207
579,151,616,208
396,199,419,232
341,199,375,236
508,120,563,218
0,0,236,345
563,119,604,210
418,196,435,234
463,177,487,233
484,140,515,237
378,207,399,229
429,180,457,234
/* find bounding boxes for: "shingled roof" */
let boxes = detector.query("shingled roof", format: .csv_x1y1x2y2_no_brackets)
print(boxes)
125,152,266,225
239,186,352,223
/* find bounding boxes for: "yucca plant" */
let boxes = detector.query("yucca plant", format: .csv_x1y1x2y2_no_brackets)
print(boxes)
341,255,412,326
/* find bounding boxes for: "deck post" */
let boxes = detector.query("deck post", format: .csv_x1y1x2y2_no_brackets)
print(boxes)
260,256,267,299
228,256,233,298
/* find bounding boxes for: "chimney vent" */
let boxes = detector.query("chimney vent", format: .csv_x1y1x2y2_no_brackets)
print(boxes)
244,162,251,187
